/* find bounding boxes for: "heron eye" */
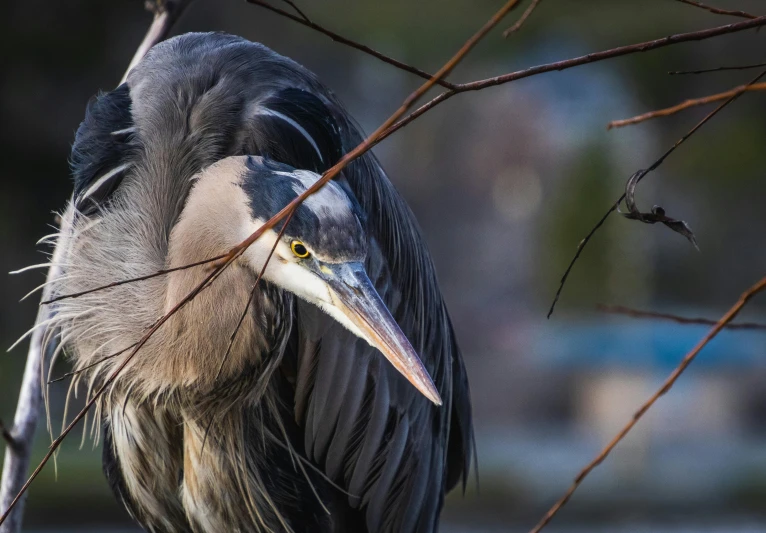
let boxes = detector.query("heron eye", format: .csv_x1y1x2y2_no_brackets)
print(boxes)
291,241,310,258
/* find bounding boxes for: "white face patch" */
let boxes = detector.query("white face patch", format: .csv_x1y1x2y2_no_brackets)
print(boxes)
241,218,369,343
242,218,331,306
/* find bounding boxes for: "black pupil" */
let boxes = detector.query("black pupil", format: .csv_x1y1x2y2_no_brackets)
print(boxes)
294,243,307,256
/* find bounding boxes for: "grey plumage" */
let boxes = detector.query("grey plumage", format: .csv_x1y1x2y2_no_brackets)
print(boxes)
53,32,472,533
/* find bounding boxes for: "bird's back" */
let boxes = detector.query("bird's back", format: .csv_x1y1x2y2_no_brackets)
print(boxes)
66,32,473,533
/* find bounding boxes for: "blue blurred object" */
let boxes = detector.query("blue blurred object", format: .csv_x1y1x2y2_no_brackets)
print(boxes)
532,316,766,369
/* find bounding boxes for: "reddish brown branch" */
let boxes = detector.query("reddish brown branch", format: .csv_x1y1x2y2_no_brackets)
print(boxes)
503,0,543,37
675,0,758,19
597,304,766,330
608,82,766,129
246,0,458,90
459,16,766,91
249,1,766,111
532,275,766,533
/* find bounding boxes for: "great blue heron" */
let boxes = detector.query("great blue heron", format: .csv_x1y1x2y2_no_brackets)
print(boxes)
50,32,472,532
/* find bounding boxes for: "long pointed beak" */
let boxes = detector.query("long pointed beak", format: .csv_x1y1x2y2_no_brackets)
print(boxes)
322,262,442,406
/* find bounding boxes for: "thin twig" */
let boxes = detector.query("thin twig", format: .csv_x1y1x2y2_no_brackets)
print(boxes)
122,0,195,83
531,275,766,533
669,61,766,74
458,16,766,92
0,240,65,533
546,69,766,319
503,0,543,37
246,0,458,90
675,0,758,19
248,2,766,106
42,254,225,305
597,304,766,330
278,0,310,22
47,342,140,384
607,82,766,129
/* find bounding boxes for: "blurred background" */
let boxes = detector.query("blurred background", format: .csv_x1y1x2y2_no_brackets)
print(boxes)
2,0,766,531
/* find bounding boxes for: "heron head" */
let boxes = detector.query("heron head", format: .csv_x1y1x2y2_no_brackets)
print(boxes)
231,156,441,405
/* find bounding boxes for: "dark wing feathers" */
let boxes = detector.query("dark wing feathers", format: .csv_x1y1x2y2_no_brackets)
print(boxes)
70,83,133,195
242,88,344,173
265,87,344,166
70,83,134,215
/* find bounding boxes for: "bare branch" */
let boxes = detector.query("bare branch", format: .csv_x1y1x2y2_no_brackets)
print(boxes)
597,304,766,330
0,252,64,533
503,0,543,37
546,69,766,318
458,16,766,91
669,61,766,75
47,342,140,384
531,275,766,533
376,16,766,146
249,0,766,99
121,0,195,83
675,0,758,19
608,82,766,129
246,0,458,90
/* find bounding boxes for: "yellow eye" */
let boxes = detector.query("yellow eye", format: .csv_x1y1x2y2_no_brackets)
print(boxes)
290,241,310,258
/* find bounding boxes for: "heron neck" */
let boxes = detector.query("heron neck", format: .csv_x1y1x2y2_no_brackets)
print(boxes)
158,162,272,393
